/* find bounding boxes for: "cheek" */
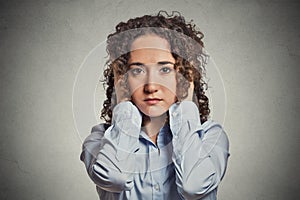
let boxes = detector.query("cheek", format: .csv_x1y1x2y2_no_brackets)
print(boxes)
161,77,177,94
128,79,144,104
166,91,177,104
128,78,144,94
162,82,178,104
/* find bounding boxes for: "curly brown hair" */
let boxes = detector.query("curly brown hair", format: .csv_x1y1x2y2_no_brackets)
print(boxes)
100,11,210,124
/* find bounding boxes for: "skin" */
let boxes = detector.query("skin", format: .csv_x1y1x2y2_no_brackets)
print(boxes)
115,34,194,143
129,36,177,117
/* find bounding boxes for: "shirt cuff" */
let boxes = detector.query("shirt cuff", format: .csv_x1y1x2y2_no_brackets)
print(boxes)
112,101,142,130
169,101,202,135
110,101,142,160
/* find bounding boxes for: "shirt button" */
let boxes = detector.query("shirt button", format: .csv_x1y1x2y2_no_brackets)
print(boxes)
154,183,160,191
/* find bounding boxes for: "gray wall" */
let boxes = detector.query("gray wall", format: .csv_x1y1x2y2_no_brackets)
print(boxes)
0,0,299,199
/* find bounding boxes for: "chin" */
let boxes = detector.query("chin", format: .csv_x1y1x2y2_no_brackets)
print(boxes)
140,107,168,118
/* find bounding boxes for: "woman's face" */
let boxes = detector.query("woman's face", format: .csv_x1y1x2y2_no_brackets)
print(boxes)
127,35,177,118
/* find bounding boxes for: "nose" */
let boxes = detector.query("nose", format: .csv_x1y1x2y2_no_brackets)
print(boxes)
143,72,159,94
144,83,158,94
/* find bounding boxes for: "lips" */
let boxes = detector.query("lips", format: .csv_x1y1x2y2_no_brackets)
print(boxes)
144,98,162,105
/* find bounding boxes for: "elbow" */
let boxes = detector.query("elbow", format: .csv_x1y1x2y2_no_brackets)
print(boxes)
179,173,219,200
89,162,134,193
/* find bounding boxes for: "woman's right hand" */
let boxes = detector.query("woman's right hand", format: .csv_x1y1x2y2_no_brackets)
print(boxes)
114,73,131,104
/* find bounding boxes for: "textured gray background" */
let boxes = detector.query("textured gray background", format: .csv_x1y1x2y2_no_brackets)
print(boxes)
0,0,299,200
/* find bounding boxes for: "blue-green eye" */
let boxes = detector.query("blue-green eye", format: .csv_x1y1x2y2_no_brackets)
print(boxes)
130,68,144,75
160,66,172,74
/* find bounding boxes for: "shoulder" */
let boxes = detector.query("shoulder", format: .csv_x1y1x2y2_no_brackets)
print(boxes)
200,120,229,141
91,123,110,133
201,120,223,132
200,120,229,149
83,123,111,143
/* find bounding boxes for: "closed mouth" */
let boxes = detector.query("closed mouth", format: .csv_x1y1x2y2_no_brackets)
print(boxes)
144,98,162,104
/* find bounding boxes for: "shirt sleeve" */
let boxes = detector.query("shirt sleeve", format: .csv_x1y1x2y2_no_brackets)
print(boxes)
80,101,142,193
169,101,230,200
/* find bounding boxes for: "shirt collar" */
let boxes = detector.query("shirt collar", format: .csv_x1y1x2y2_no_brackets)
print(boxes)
139,124,172,148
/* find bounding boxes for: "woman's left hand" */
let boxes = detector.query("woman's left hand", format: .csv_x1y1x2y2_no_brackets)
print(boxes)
185,81,194,101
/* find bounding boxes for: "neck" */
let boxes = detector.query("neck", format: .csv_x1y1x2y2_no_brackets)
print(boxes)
142,113,167,144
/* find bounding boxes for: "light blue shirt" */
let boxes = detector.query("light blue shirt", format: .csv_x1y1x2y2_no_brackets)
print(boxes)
80,101,229,200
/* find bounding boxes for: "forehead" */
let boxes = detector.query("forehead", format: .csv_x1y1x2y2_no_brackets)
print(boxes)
129,35,175,63
129,49,175,64
130,34,170,51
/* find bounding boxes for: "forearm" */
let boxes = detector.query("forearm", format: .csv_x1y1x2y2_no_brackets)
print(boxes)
81,102,142,192
169,101,229,199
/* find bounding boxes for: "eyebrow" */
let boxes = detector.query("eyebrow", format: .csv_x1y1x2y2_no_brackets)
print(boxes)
128,61,175,67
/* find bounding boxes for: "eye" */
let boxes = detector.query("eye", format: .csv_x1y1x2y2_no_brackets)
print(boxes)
130,67,144,76
160,66,173,74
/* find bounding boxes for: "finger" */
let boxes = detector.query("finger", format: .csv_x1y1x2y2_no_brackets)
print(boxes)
113,70,119,86
186,81,194,101
114,75,131,104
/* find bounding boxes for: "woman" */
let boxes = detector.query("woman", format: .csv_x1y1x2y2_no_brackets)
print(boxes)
80,11,229,200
